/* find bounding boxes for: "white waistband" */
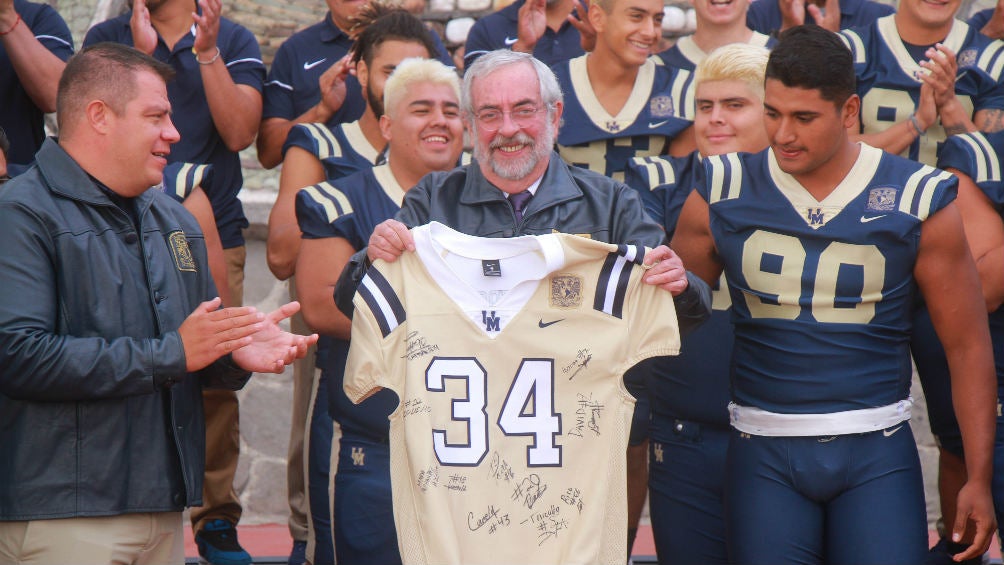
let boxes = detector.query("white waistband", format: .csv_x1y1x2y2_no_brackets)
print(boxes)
729,399,912,437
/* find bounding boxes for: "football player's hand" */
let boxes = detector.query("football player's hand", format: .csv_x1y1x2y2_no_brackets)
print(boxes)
368,219,414,263
232,301,318,373
915,82,937,133
805,0,840,32
130,0,158,55
179,298,266,372
642,245,690,296
0,0,17,28
951,480,996,562
514,0,546,53
567,0,596,53
920,44,960,109
981,0,1004,40
317,55,352,120
192,0,222,58
778,0,807,32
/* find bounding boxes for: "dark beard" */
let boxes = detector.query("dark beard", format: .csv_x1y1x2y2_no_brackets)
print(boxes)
366,82,385,119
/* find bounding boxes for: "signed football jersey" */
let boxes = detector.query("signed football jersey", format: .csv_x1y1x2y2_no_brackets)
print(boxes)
553,56,693,181
344,222,680,565
697,144,957,414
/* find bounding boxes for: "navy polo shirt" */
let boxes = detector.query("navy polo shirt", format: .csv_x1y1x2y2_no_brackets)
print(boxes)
1,0,73,166
263,13,453,128
746,0,894,35
84,14,265,249
464,0,583,69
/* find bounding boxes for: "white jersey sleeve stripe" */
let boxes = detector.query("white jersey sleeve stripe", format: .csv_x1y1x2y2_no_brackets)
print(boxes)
357,268,406,337
725,153,743,201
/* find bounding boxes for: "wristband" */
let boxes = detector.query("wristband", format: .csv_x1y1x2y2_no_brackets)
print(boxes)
909,113,926,136
194,46,220,65
0,13,22,36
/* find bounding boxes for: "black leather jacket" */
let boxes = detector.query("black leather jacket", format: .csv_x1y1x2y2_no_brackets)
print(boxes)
335,153,711,331
0,140,250,520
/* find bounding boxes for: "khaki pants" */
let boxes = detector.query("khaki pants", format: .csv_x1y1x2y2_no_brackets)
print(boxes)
190,245,245,532
287,278,314,544
0,513,184,565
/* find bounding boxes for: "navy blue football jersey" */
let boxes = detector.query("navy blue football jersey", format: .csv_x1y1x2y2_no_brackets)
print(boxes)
553,56,693,181
283,121,383,182
698,144,957,414
295,164,408,439
625,153,734,427
840,16,1004,166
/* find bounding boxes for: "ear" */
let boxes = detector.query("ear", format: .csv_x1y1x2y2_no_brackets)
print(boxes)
85,100,112,134
356,59,369,90
379,114,392,142
588,2,606,33
841,93,861,130
549,100,564,133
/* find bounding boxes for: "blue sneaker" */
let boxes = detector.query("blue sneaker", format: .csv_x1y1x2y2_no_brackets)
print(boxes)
288,540,307,565
195,519,252,565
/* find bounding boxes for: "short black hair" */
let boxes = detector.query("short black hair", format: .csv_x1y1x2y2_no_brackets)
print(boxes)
765,25,856,106
349,3,437,67
57,43,175,130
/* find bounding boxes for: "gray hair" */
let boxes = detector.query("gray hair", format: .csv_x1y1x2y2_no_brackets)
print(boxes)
461,50,563,120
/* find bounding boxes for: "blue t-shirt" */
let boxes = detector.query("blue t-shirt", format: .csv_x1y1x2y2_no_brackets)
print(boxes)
698,144,956,414
84,14,265,249
463,0,584,68
553,56,693,181
745,0,893,35
1,0,73,166
840,16,1004,166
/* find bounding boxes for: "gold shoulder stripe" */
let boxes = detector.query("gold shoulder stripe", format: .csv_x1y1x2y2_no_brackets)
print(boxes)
839,30,865,64
977,39,1004,81
630,156,676,190
301,181,353,224
899,166,952,220
304,123,342,160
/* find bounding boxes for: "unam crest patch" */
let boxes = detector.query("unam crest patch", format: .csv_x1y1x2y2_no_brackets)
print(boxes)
866,187,897,212
650,96,674,118
550,274,582,309
169,231,197,272
957,48,977,69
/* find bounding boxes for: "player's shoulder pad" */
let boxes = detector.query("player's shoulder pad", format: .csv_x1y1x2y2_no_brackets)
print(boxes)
162,162,213,202
896,162,956,220
941,131,1001,184
976,39,1004,82
356,265,406,338
289,122,343,160
702,153,746,204
838,29,866,65
297,180,354,224
593,243,646,319
626,155,678,191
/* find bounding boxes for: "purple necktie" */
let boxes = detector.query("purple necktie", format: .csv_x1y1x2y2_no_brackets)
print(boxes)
510,190,533,222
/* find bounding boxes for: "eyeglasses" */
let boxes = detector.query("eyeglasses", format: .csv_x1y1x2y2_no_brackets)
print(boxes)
474,105,547,132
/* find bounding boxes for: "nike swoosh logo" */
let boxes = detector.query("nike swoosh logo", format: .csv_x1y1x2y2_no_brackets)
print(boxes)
303,58,327,70
538,318,565,328
504,36,519,46
883,425,904,437
648,121,668,129
860,215,886,223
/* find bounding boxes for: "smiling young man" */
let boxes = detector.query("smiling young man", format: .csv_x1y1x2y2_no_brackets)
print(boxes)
624,43,769,565
292,58,464,565
551,0,695,182
655,0,769,72
671,26,997,564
